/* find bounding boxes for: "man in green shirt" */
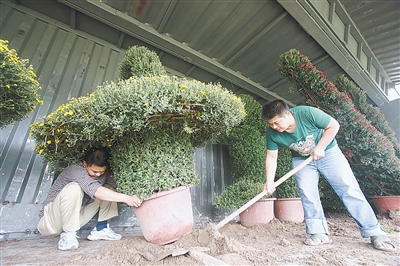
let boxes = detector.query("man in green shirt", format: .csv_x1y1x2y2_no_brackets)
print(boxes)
262,99,395,252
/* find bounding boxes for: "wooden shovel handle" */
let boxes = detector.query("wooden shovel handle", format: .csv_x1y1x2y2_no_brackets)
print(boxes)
215,156,312,230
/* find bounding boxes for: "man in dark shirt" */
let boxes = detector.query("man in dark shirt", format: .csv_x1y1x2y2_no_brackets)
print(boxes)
38,147,142,250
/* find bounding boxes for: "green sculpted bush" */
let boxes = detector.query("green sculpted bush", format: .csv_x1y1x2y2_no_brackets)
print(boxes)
30,46,245,199
215,94,270,210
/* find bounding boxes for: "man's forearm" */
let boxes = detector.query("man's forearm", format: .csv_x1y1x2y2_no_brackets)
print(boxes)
316,118,340,151
266,158,277,184
265,150,279,184
94,186,129,203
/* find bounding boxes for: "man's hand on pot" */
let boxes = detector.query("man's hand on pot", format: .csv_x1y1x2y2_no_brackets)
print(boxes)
126,195,142,207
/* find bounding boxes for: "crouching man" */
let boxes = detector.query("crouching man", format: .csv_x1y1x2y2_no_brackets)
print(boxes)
38,147,142,250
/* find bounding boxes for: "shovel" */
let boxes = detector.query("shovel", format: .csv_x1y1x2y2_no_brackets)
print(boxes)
214,156,312,230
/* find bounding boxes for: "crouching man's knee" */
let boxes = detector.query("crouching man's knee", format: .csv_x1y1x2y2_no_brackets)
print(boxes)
38,182,84,236
63,182,84,196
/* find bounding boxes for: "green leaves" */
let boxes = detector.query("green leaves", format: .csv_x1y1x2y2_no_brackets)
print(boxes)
0,39,43,129
111,130,199,199
334,75,400,158
119,46,167,79
223,125,266,181
276,147,299,198
30,76,246,172
215,179,268,210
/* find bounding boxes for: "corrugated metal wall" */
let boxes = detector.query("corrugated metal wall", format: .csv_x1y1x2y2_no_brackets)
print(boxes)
0,2,232,239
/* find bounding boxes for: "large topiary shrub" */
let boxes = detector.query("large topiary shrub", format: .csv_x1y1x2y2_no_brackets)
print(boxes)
30,46,246,199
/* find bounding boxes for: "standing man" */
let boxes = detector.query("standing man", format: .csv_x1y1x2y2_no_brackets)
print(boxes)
38,147,142,250
262,99,396,252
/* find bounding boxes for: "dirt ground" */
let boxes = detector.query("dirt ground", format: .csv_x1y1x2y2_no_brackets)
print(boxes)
1,211,399,266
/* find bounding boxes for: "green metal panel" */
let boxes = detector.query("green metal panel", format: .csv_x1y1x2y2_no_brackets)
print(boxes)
0,2,121,239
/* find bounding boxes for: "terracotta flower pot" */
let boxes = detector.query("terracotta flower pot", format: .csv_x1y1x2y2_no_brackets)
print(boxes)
369,196,400,214
133,186,193,245
239,198,275,228
274,198,304,223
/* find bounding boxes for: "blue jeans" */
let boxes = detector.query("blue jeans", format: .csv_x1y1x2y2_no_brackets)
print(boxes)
292,145,386,238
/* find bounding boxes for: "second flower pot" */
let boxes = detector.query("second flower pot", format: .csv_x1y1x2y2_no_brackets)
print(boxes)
239,198,276,227
274,198,304,223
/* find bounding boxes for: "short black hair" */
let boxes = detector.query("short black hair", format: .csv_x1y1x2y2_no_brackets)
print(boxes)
83,147,110,167
261,99,290,121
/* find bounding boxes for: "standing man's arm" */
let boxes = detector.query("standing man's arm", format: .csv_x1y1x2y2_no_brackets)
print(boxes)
311,117,340,160
264,149,279,194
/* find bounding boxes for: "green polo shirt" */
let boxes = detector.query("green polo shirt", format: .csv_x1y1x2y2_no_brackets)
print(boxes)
266,106,337,157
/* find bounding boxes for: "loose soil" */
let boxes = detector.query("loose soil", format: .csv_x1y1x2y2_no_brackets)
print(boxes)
1,211,399,266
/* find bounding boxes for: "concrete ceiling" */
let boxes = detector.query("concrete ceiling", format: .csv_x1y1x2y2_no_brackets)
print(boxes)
341,0,400,85
15,0,400,107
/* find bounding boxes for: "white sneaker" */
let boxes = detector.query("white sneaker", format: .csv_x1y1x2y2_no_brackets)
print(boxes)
58,231,79,250
87,224,122,241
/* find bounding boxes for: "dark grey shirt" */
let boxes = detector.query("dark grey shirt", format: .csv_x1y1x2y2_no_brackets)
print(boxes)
39,162,117,217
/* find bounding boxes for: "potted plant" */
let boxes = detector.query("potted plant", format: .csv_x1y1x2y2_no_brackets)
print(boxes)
274,147,304,223
215,94,275,227
0,39,43,129
30,46,246,244
215,178,274,227
277,49,400,213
